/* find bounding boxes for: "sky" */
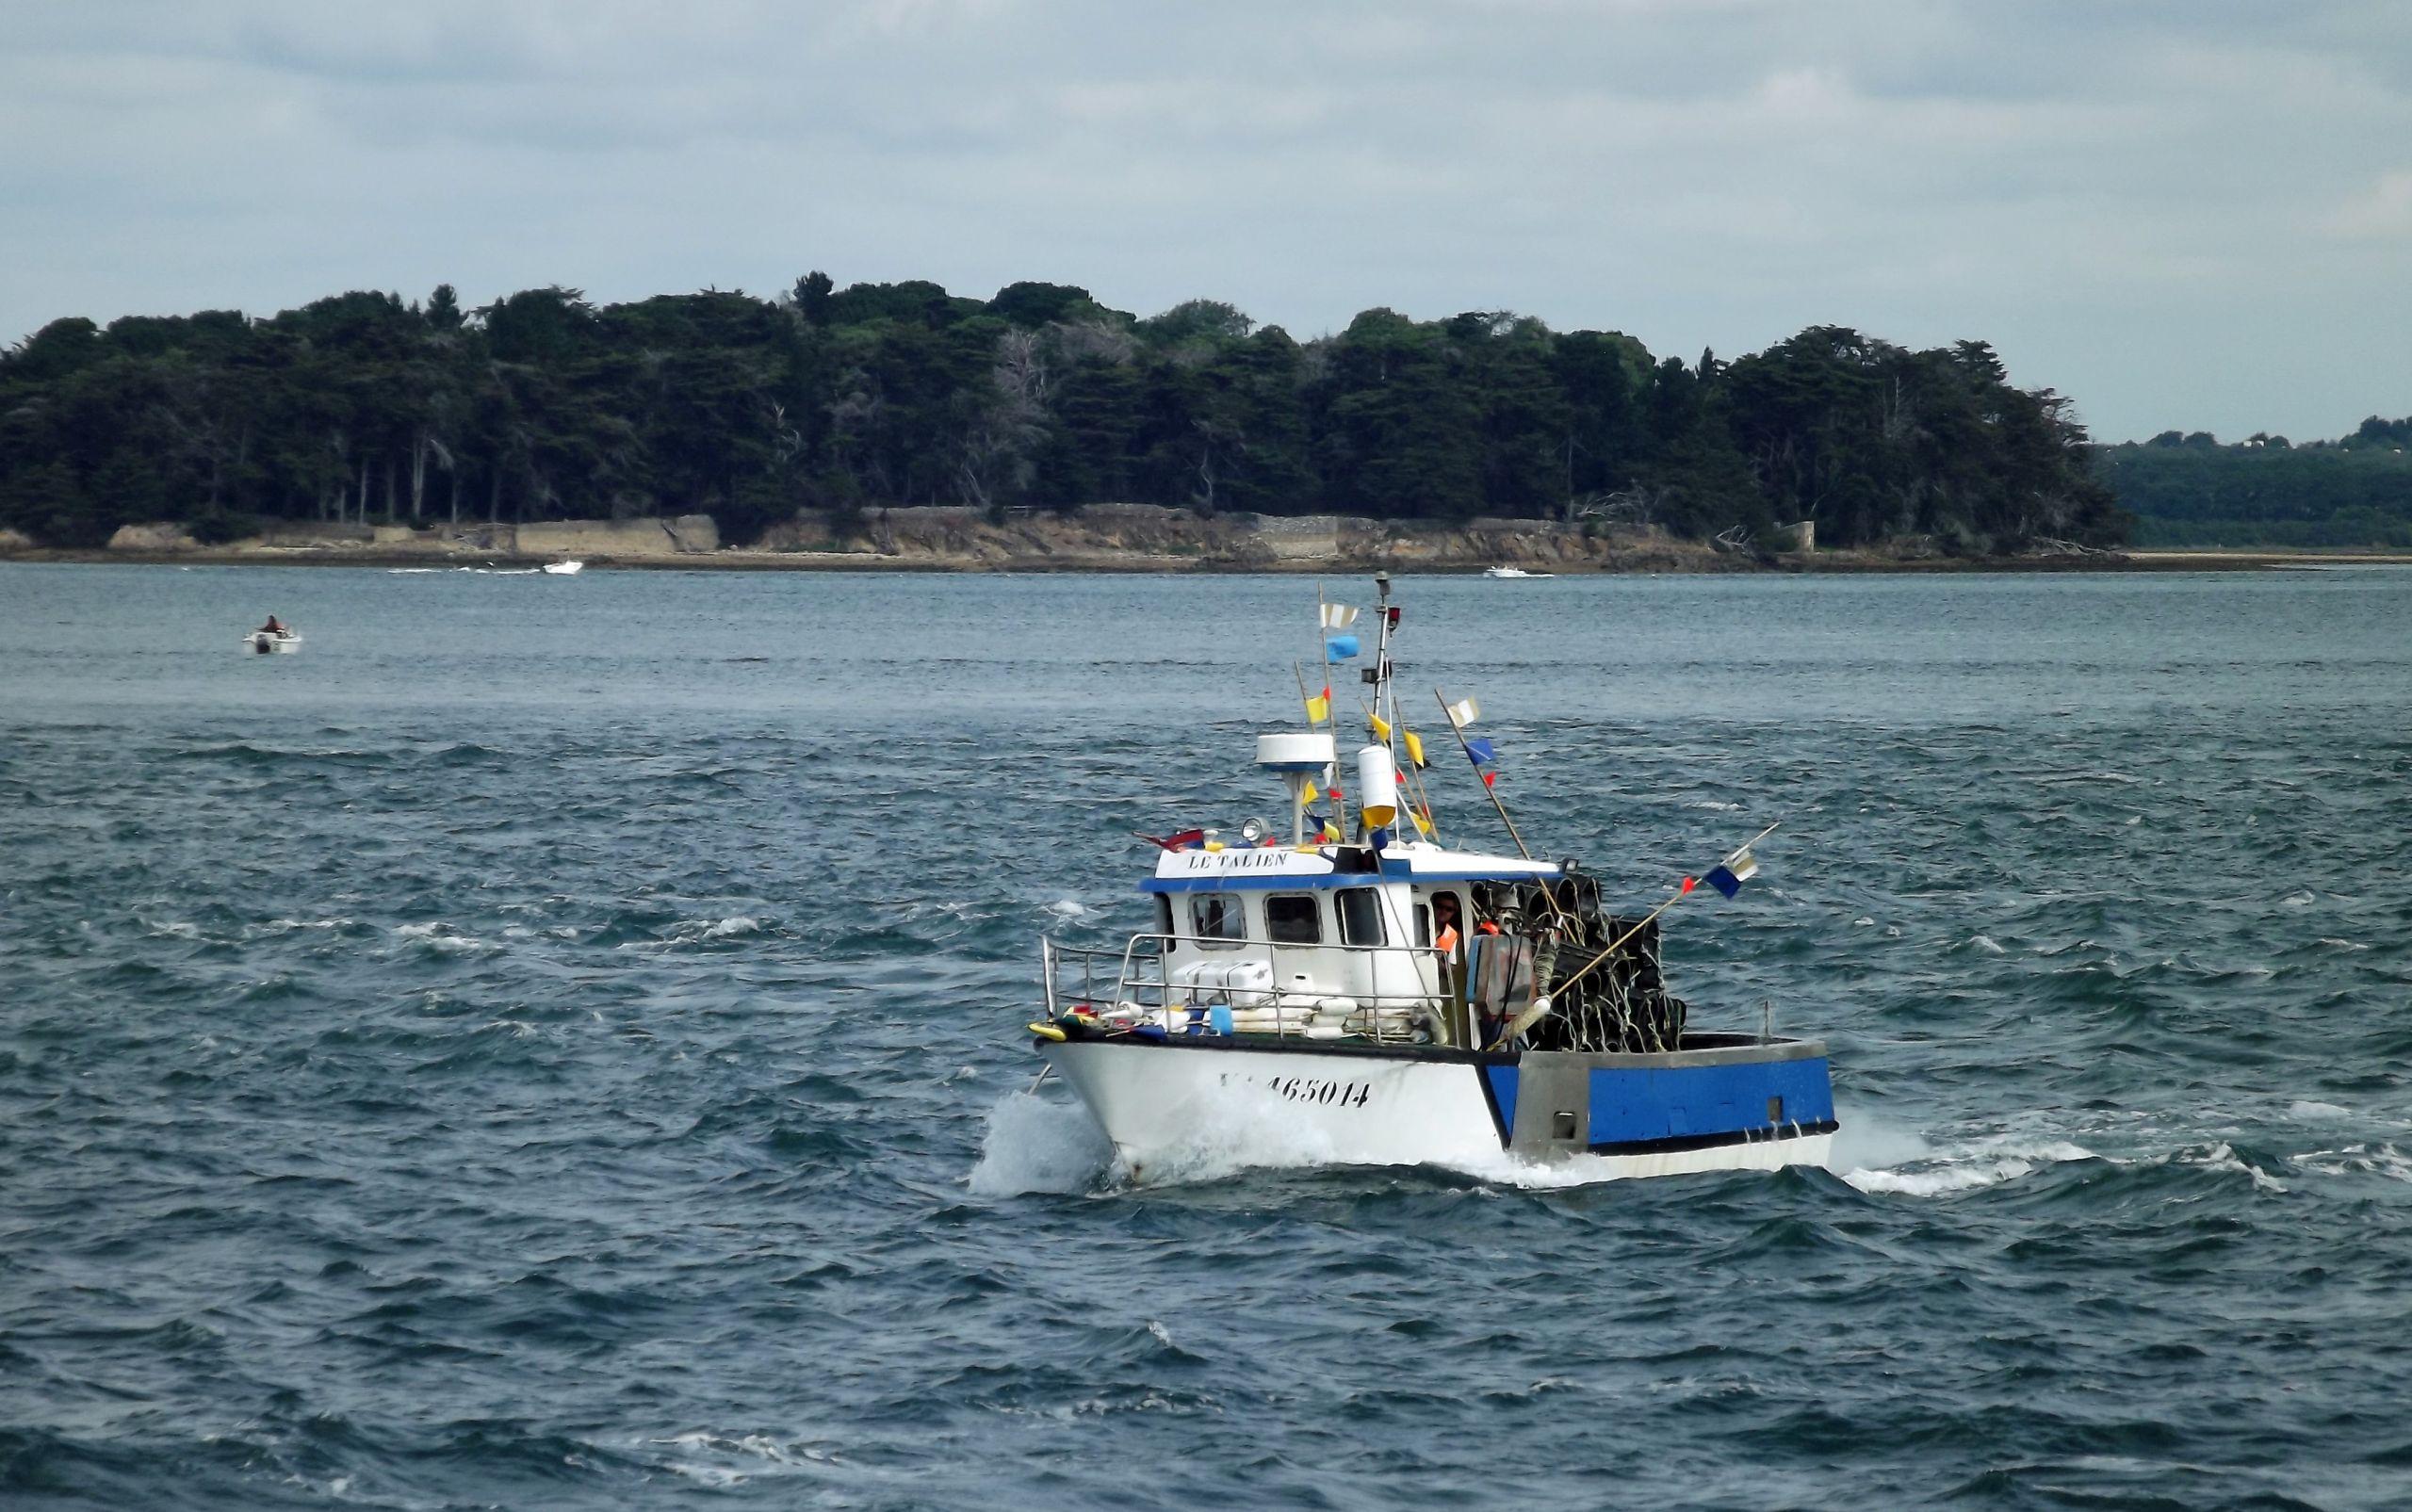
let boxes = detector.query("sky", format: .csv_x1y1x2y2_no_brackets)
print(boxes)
2,0,2406,443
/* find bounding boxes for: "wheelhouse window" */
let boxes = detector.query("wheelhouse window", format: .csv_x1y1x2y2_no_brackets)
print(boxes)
1264,894,1322,945
1155,894,1174,941
1188,892,1247,949
1337,887,1387,947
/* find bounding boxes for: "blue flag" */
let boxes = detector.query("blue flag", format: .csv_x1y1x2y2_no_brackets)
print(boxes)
1325,633,1361,659
1463,736,1496,766
1703,849,1760,898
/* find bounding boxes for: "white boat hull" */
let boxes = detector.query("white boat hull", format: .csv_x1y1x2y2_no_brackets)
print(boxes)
243,633,302,654
1039,1036,1834,1185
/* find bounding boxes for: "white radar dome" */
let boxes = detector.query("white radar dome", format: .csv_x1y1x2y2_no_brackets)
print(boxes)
1256,732,1336,772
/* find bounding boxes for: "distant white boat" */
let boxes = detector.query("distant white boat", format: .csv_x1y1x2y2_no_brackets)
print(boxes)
243,629,302,655
1482,564,1552,579
541,560,584,576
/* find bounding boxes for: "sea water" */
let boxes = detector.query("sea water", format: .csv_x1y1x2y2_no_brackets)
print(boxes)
2,561,2408,1509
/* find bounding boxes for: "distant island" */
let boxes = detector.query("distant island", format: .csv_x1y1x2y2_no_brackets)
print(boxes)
0,275,2149,563
2095,420,2412,549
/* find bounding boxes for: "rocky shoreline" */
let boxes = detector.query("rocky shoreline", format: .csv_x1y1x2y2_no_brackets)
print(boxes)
2,505,2389,574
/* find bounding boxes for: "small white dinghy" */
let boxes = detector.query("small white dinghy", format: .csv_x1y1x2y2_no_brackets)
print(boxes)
243,629,302,655
541,560,584,576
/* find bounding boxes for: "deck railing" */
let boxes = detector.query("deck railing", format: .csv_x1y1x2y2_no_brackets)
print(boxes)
1042,933,1464,1044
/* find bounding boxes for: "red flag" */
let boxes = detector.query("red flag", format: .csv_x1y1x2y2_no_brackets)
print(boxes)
1680,876,1696,893
1480,771,1496,788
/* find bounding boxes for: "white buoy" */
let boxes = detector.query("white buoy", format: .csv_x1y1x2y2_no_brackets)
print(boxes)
1358,743,1399,829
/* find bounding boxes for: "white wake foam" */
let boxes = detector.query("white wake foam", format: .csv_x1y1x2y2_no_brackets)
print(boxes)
392,921,489,953
968,1090,1115,1196
1128,1080,1354,1185
2175,1141,2288,1193
1835,1108,2096,1197
649,1430,833,1488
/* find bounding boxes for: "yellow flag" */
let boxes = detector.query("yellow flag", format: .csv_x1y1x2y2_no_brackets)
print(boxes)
1411,808,1433,835
1321,820,1343,843
1304,691,1329,723
1302,780,1319,803
1404,730,1426,768
1369,712,1392,742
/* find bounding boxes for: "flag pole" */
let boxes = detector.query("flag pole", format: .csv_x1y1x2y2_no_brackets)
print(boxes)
1434,688,1535,862
1546,821,1783,1003
1314,586,1349,839
1434,688,1571,932
1400,734,1444,845
1291,661,1328,843
1487,821,1781,1050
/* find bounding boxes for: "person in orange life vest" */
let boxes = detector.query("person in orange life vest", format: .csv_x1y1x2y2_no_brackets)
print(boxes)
1432,892,1464,961
1447,897,1505,1041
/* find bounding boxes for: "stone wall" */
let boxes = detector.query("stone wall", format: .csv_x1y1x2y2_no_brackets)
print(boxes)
514,514,719,557
106,523,204,552
260,522,376,546
1236,513,1352,560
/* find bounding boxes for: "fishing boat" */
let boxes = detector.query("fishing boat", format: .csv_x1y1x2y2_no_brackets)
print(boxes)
243,628,303,654
541,559,584,576
1482,564,1552,578
1029,575,1835,1184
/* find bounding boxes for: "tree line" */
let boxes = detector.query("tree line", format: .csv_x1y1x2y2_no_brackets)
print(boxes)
2094,418,2412,548
0,275,2128,552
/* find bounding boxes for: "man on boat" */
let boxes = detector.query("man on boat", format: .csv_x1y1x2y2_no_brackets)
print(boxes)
258,615,286,635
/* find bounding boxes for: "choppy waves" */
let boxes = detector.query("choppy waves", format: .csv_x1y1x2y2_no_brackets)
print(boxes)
5,565,2412,1508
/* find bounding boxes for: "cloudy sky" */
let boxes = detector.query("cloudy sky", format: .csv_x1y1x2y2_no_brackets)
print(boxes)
3,0,2406,441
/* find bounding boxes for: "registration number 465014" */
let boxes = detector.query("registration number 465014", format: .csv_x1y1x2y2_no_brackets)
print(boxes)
1223,1071,1374,1109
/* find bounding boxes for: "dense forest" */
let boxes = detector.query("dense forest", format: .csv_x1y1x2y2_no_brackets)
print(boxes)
0,275,2128,552
2095,418,2412,547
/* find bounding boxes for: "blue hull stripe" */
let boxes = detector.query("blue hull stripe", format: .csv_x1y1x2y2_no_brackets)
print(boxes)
1483,1065,1519,1145
1588,1058,1833,1147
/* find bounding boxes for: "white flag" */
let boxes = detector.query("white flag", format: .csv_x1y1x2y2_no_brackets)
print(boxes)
1320,603,1359,629
1445,696,1480,728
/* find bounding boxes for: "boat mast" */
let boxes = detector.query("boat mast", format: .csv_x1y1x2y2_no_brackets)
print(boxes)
1368,572,1399,764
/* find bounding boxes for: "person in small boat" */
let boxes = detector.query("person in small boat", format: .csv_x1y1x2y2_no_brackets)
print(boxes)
258,615,286,635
